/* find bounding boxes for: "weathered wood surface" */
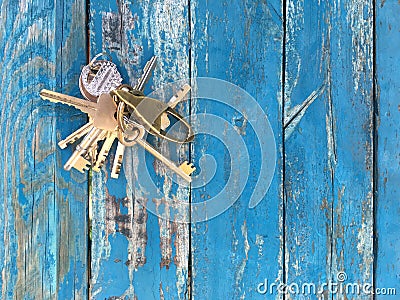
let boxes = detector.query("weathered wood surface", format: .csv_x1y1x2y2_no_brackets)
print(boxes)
0,0,88,299
0,0,399,299
189,0,283,299
284,0,374,298
375,0,400,297
89,1,190,299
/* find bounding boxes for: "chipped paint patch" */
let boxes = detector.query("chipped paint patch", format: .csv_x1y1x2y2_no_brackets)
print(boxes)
155,198,173,269
324,15,338,172
357,193,373,279
284,0,304,110
90,172,112,295
331,186,345,282
101,10,142,79
255,234,264,257
235,221,250,295
232,112,248,136
345,0,373,93
128,197,149,269
143,0,189,86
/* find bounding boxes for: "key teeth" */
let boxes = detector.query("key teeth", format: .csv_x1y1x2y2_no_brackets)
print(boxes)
93,158,106,172
111,159,123,179
179,161,196,176
75,160,91,173
93,152,109,172
111,165,121,179
64,156,91,173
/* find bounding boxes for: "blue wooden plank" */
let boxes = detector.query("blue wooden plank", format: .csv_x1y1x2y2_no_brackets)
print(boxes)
284,0,374,298
284,1,332,294
190,0,283,299
0,0,88,298
88,1,190,299
375,0,400,297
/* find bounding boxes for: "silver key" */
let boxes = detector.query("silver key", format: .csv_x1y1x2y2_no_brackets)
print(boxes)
136,56,157,91
40,90,97,117
111,56,157,178
79,53,123,101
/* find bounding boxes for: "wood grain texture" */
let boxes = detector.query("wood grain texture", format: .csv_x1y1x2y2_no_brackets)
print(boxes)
0,0,88,299
375,0,400,296
284,0,374,298
284,0,332,293
0,0,399,299
190,0,283,299
88,0,190,299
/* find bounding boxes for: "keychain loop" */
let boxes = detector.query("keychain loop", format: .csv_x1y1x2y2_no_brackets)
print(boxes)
89,52,113,67
116,100,146,146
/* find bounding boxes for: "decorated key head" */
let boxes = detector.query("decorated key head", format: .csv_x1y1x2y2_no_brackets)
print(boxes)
79,52,123,101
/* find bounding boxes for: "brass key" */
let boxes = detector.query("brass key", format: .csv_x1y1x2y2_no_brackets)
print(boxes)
113,84,195,182
40,91,118,173
58,121,94,149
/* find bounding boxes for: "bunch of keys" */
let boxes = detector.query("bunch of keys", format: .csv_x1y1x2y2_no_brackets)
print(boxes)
40,53,196,182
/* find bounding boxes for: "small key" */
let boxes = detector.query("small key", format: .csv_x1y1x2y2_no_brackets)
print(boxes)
58,121,94,149
93,130,118,172
88,148,98,165
64,127,103,172
136,56,157,91
110,56,157,178
85,129,108,164
79,53,123,101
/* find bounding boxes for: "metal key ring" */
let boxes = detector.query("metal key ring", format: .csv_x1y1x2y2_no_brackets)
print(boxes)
116,100,146,146
117,122,145,147
89,52,113,67
117,127,140,146
116,99,128,132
